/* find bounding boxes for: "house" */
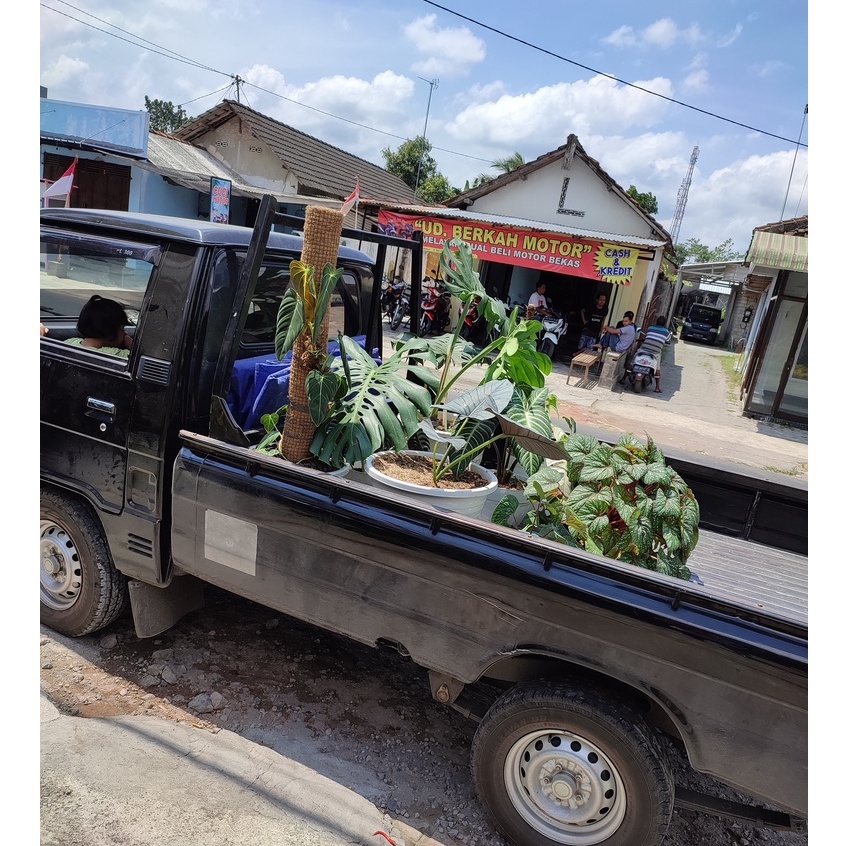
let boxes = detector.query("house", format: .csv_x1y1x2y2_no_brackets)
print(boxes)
358,134,673,355
172,99,420,225
40,94,420,229
738,216,808,427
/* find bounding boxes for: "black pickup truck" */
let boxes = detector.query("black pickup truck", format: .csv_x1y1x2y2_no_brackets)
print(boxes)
40,200,807,846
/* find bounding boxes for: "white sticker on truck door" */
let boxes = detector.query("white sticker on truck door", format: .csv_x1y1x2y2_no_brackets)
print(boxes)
204,510,257,575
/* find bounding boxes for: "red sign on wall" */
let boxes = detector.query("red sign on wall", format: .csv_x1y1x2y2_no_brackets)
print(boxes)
377,210,639,284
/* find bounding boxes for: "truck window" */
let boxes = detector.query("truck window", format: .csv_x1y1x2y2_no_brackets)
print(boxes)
239,261,362,354
40,228,159,349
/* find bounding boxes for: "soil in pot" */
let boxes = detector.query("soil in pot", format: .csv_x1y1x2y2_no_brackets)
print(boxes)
371,452,488,490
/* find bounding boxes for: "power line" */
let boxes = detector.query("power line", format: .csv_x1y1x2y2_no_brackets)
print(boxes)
41,2,492,166
421,0,808,149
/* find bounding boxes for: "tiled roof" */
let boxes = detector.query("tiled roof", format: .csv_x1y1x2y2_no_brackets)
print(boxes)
174,100,422,206
444,134,673,246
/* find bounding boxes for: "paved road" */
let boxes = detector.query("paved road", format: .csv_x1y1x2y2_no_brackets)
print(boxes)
384,322,808,482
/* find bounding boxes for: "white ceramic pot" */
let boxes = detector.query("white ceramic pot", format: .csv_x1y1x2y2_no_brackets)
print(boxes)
363,450,498,518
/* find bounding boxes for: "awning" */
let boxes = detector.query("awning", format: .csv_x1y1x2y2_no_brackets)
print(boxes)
745,231,808,272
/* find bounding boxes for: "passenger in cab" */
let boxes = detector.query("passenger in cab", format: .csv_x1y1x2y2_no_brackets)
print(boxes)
65,295,133,358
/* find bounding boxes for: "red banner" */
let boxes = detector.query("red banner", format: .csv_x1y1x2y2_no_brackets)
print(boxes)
377,210,639,284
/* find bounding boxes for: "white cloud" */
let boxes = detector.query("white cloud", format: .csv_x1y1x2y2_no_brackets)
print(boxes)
603,18,704,49
752,60,787,79
445,75,674,151
404,14,486,76
716,23,743,48
41,55,90,89
682,69,709,93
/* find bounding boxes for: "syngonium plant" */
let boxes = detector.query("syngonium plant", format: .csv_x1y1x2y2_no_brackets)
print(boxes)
492,431,700,580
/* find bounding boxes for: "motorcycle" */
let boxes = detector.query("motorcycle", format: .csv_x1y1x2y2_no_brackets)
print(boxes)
536,309,567,359
459,295,487,345
388,284,411,331
619,350,658,393
381,279,406,322
418,280,451,336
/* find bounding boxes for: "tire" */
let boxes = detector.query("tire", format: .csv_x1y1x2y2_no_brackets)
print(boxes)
472,681,673,846
40,488,128,637
632,377,643,394
389,302,405,331
539,338,554,357
419,314,432,336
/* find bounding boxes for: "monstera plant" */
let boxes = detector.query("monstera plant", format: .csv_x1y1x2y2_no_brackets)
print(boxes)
493,432,700,580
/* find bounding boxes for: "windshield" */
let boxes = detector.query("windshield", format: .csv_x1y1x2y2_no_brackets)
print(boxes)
688,305,721,326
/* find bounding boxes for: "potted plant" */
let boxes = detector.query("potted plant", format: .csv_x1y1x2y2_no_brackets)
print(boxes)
492,431,700,580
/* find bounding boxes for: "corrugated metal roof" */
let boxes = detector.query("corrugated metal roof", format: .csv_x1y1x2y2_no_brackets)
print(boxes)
173,100,422,206
143,133,343,207
745,230,808,272
379,204,666,249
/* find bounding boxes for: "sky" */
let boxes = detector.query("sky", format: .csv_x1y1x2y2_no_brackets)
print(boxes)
36,0,811,254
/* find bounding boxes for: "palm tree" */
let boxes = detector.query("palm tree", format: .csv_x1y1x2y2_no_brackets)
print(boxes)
491,152,526,174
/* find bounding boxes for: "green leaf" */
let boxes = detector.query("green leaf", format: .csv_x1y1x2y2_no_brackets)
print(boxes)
643,462,672,486
275,288,305,360
418,416,466,449
438,379,514,419
313,264,345,332
491,494,521,526
306,370,340,426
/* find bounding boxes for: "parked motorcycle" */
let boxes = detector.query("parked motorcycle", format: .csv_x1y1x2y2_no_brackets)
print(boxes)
619,350,658,393
381,279,406,322
419,280,451,336
537,309,567,359
389,285,411,331
459,295,486,344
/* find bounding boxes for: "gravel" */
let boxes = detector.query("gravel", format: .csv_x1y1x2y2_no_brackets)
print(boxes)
40,588,807,846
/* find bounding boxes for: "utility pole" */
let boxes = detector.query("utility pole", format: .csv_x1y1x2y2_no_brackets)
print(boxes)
779,104,808,221
414,77,438,193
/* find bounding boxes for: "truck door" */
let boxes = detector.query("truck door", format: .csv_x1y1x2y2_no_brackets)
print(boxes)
40,228,160,521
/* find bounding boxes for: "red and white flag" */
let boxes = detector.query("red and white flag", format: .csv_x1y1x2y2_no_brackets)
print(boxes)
43,157,77,200
339,178,360,216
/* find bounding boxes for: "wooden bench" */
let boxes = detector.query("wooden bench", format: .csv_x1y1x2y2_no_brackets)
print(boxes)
567,351,601,384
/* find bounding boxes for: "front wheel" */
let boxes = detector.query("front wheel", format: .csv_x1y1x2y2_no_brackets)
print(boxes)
419,314,432,336
389,302,405,331
539,338,555,357
472,682,673,846
40,489,128,637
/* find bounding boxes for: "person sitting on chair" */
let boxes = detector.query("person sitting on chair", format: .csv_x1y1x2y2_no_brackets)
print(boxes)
65,295,133,358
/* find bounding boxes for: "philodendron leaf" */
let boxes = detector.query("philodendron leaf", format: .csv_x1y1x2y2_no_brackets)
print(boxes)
313,264,345,332
289,260,316,317
492,411,568,460
306,370,341,426
275,288,305,360
437,379,514,420
417,416,466,449
491,494,521,526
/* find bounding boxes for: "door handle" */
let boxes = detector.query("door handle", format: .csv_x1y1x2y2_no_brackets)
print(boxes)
86,397,116,423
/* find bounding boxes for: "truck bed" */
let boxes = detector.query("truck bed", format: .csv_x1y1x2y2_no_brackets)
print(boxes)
685,531,807,626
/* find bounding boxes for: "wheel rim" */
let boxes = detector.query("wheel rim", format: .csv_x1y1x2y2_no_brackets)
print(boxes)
504,728,626,844
40,519,82,611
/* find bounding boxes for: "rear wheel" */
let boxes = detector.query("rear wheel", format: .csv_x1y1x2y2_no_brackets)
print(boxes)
40,489,128,637
472,681,673,846
632,376,643,393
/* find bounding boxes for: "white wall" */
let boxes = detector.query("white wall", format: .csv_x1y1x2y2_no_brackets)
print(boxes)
469,157,657,240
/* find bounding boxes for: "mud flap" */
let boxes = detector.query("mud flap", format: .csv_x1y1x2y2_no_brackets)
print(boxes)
128,575,205,638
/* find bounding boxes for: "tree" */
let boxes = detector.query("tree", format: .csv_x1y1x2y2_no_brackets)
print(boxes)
674,237,743,266
418,174,458,204
491,152,525,174
382,136,438,191
144,97,192,133
627,185,658,216
474,151,526,186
